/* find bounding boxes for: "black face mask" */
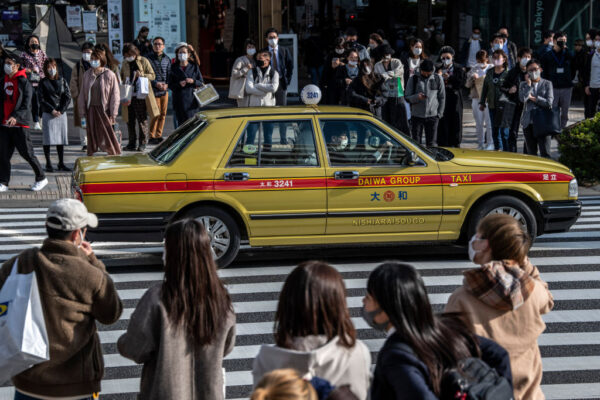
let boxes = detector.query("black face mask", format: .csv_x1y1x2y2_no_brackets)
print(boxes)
30,43,40,50
259,59,269,68
557,41,566,49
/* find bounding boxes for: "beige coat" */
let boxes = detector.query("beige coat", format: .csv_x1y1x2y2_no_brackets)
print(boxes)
120,56,159,123
252,335,371,400
445,261,554,400
78,68,120,121
118,285,236,400
229,55,253,104
69,60,87,127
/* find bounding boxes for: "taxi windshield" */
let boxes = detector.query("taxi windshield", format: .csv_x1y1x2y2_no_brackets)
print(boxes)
378,119,439,160
150,117,207,164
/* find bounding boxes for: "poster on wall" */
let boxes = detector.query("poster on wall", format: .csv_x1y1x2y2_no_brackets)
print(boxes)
0,10,23,47
66,6,82,28
82,10,98,32
138,0,182,57
107,0,124,60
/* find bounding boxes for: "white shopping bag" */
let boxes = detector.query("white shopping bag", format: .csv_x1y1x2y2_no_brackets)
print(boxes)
0,259,49,385
120,83,133,104
137,77,150,99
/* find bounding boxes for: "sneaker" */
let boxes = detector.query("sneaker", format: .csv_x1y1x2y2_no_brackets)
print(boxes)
31,178,48,191
485,144,495,151
0,184,7,192
137,144,146,152
81,145,87,152
33,121,42,130
45,164,54,173
57,164,72,172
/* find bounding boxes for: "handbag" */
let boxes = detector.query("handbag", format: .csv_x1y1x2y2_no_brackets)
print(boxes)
136,77,150,99
0,259,50,384
193,83,219,107
119,82,133,104
499,100,516,129
532,106,561,138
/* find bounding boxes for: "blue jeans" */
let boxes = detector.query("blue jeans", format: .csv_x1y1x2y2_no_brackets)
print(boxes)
488,108,509,151
15,391,95,400
309,66,324,86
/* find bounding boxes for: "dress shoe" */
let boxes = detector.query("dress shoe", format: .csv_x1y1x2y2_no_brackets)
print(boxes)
57,164,72,172
45,164,54,172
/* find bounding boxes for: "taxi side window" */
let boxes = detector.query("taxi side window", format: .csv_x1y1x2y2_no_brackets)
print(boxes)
228,120,319,167
319,120,409,166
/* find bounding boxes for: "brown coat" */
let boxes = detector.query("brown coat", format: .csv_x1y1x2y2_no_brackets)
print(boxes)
445,261,554,400
69,60,88,127
78,67,120,122
0,239,123,397
117,284,236,400
120,56,160,123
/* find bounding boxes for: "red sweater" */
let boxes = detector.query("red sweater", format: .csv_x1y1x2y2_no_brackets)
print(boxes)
3,69,29,128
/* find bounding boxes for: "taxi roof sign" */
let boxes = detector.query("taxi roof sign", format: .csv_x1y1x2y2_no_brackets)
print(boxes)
300,85,322,105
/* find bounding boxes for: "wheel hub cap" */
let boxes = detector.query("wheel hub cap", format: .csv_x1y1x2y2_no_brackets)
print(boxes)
196,216,231,259
487,207,528,232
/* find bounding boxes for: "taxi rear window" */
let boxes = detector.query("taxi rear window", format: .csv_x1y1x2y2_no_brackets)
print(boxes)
150,117,207,164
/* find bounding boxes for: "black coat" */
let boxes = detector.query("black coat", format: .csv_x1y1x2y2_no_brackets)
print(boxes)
146,52,171,97
334,66,359,105
371,332,513,400
320,55,344,105
168,62,203,123
39,77,71,115
503,66,527,104
348,74,384,116
263,46,293,90
0,69,33,127
437,63,466,147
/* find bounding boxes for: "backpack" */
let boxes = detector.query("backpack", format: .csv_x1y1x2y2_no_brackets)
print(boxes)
440,358,514,400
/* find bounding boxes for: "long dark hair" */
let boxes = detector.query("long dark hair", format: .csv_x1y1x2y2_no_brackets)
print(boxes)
275,261,356,349
408,38,426,59
95,43,119,71
367,262,480,395
162,219,232,347
359,59,378,92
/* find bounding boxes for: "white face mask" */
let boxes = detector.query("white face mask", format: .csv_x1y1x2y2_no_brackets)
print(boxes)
246,47,256,56
348,60,358,67
125,56,135,62
4,64,13,75
368,43,377,49
472,34,480,40
90,60,101,69
338,138,348,149
442,58,452,66
363,67,372,75
268,38,278,47
413,47,422,56
178,53,188,62
530,70,541,81
468,234,478,262
548,40,554,47
384,55,392,61
493,43,502,50
595,41,600,49
586,39,594,47
493,58,504,67
48,68,57,77
335,47,345,54
520,57,531,67
82,52,91,61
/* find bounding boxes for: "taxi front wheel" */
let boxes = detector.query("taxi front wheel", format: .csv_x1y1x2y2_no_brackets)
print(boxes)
467,195,538,240
182,206,241,268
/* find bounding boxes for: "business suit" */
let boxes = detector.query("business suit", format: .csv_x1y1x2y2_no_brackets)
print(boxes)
265,45,293,105
519,78,554,158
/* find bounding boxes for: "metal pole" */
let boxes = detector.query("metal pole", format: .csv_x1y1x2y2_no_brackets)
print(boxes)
590,0,594,29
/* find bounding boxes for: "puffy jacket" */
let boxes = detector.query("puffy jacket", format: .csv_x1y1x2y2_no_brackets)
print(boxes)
146,52,171,97
375,58,405,98
405,72,446,118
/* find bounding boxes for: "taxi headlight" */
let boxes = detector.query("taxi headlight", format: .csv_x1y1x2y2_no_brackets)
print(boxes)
569,178,578,198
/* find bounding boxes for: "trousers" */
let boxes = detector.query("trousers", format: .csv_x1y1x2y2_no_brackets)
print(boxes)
149,93,169,139
552,87,572,129
0,126,45,185
411,116,439,147
523,124,551,158
472,99,493,147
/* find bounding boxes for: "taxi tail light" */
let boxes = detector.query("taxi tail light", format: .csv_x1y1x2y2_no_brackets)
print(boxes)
568,178,578,198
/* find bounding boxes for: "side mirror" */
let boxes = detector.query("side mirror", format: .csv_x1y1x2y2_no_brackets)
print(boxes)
405,151,420,166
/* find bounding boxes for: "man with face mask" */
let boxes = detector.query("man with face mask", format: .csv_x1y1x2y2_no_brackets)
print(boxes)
263,28,293,106
405,59,446,146
582,32,600,119
436,46,466,147
519,59,554,158
535,30,554,60
541,31,573,129
498,27,518,70
503,47,533,152
0,53,47,192
70,42,94,151
375,45,410,135
0,198,122,399
459,27,484,69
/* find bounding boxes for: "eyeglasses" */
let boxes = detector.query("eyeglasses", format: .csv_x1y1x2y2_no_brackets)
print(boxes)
527,68,540,73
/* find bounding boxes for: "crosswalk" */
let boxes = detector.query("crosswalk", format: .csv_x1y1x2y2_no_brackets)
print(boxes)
0,197,599,399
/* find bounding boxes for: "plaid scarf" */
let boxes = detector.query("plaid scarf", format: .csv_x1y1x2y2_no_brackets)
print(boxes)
463,259,536,311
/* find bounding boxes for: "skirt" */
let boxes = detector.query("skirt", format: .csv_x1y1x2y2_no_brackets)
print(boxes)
42,112,68,145
86,105,122,156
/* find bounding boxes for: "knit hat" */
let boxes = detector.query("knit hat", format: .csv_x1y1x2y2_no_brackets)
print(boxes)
439,46,455,56
420,59,434,72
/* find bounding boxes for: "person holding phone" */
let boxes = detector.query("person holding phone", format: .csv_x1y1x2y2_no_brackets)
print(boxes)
479,49,510,151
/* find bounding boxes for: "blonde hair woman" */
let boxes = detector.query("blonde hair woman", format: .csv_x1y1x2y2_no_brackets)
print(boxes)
252,369,317,400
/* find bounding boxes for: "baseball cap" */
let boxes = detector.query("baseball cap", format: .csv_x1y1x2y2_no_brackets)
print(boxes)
46,198,98,231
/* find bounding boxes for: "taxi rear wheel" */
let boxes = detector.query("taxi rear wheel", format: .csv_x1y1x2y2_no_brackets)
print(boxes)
467,195,537,239
183,206,241,268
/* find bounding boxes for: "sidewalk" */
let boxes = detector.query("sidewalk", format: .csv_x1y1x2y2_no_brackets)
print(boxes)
0,104,597,207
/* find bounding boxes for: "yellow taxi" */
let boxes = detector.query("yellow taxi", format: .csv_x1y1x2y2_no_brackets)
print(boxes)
73,105,581,267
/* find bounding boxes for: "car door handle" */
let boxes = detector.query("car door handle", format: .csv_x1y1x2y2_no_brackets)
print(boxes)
224,172,249,181
334,171,359,180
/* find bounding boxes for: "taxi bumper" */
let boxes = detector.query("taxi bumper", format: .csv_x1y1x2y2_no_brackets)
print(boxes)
86,212,173,242
539,200,582,234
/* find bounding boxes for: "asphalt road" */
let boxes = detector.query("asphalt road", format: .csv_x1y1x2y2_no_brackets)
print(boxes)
0,197,599,399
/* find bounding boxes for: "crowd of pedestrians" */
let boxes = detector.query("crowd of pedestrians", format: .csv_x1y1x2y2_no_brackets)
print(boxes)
0,197,554,400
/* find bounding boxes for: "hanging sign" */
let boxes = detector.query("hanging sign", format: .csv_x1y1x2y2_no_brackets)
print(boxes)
66,6,82,28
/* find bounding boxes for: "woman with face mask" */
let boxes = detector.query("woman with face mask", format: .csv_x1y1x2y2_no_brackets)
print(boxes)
252,261,371,399
348,59,384,116
228,38,257,107
518,59,555,158
321,36,347,105
466,50,494,150
39,58,71,172
120,43,159,152
168,43,204,125
78,49,121,156
118,219,235,400
334,50,361,105
70,42,95,151
365,262,513,399
21,35,48,130
446,213,553,400
479,49,510,151
400,38,427,123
